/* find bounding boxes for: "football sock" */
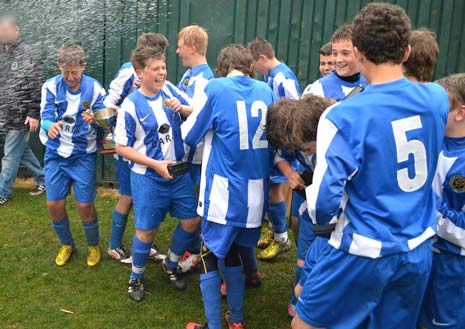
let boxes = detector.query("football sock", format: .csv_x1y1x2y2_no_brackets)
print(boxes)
239,245,257,273
269,201,287,234
223,265,245,323
130,235,152,280
109,210,128,249
52,216,74,246
200,270,222,329
82,218,99,246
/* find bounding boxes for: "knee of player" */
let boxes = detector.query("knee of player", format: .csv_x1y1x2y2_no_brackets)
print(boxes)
179,216,201,232
135,228,157,243
76,202,97,220
47,199,67,220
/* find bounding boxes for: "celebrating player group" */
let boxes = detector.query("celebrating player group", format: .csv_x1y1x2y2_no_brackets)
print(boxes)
3,2,463,328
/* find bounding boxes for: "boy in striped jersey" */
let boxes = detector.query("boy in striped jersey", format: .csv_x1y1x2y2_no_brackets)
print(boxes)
114,46,200,301
303,24,366,101
175,25,215,272
104,33,170,264
248,36,300,261
40,44,105,267
418,73,465,329
184,44,275,329
292,3,449,328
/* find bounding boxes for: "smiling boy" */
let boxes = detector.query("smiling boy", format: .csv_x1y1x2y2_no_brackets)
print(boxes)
40,44,105,267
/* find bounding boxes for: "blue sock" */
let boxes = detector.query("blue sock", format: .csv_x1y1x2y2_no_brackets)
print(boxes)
82,218,99,246
200,271,222,329
168,224,197,268
110,210,128,249
268,201,287,234
130,235,152,280
239,245,257,273
291,264,303,303
52,217,74,246
188,228,201,254
223,265,245,323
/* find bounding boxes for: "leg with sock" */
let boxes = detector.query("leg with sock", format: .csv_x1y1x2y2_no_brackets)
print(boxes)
77,202,101,267
52,216,75,266
239,245,261,288
128,232,154,301
109,208,131,263
224,243,245,326
187,241,222,329
48,199,75,266
162,223,197,290
258,200,291,260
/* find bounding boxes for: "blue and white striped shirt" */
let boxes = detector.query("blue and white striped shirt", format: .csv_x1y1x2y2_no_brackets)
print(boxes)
114,84,189,181
103,62,137,108
265,63,300,100
40,74,105,158
304,71,367,101
177,63,214,164
433,136,465,256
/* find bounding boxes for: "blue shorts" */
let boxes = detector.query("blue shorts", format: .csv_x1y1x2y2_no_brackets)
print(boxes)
202,220,261,259
296,241,432,329
44,153,97,203
116,156,131,196
297,210,316,261
189,163,201,186
130,172,198,230
291,191,305,217
419,250,465,328
299,237,329,286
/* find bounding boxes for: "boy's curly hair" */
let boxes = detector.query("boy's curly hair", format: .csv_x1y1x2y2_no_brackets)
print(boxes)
352,3,411,65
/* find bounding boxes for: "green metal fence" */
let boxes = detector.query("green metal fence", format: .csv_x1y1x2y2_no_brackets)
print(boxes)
1,0,464,184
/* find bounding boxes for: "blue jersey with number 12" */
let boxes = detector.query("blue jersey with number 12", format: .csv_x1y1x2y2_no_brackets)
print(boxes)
182,75,275,228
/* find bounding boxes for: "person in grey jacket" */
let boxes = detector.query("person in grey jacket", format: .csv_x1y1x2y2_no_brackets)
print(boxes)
0,15,45,205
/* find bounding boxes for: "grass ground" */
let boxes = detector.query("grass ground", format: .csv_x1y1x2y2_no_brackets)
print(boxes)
1,179,296,329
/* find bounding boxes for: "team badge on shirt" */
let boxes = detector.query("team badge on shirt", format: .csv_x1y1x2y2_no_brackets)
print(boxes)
183,79,190,87
450,175,465,193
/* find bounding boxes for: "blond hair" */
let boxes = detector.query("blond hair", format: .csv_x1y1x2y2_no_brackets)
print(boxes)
177,25,208,55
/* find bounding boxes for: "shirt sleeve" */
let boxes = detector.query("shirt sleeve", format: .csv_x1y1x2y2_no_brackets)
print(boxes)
91,81,106,111
436,193,465,248
181,85,214,147
103,66,135,108
40,82,57,123
307,80,325,97
305,115,359,225
114,99,137,147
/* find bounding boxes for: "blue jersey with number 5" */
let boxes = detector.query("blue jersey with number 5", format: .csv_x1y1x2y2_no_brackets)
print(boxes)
182,75,275,228
306,78,449,258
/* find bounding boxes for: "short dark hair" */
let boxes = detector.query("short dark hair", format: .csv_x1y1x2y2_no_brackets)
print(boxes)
352,3,411,65
436,73,465,110
403,28,439,82
247,37,275,61
136,33,169,52
332,24,353,44
216,44,254,78
319,42,332,56
57,44,86,66
266,95,335,150
130,46,165,71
